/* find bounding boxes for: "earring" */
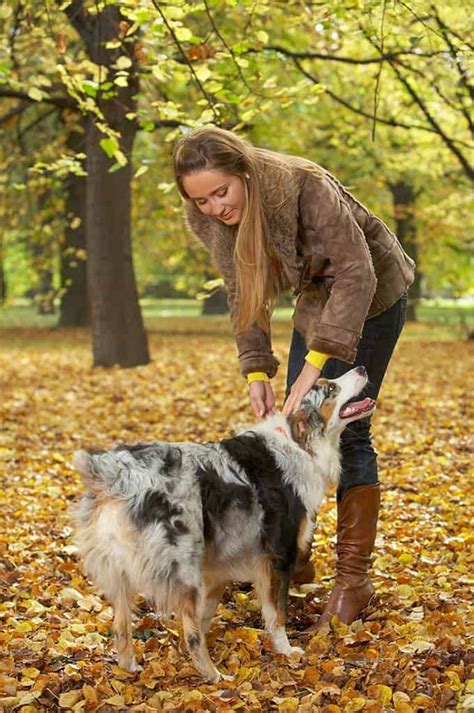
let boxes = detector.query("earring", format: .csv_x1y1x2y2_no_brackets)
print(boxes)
244,173,250,179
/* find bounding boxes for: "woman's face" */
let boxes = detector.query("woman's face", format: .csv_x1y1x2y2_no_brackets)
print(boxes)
182,169,246,225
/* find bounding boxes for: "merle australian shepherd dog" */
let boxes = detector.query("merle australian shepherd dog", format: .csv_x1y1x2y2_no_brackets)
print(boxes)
72,367,375,682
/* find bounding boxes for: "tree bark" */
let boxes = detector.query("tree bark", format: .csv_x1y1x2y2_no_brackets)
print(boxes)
389,182,420,321
35,268,55,314
63,3,149,366
58,119,90,327
32,190,56,315
86,117,149,366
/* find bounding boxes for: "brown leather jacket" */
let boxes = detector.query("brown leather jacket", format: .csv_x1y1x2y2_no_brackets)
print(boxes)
185,156,415,378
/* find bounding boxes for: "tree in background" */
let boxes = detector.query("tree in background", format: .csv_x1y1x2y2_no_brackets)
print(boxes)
1,1,150,366
1,1,471,360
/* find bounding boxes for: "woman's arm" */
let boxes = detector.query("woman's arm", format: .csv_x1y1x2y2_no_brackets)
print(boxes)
296,172,377,363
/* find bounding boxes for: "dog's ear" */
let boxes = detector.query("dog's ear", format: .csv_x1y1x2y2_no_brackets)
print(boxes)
288,410,311,448
311,380,331,403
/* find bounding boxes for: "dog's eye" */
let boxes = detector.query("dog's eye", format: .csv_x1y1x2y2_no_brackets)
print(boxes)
328,383,337,394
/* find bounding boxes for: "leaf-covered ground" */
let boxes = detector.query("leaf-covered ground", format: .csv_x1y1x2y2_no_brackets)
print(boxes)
0,323,472,712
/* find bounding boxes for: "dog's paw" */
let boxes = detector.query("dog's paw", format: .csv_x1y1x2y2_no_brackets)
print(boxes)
287,645,305,658
207,669,234,683
119,657,142,674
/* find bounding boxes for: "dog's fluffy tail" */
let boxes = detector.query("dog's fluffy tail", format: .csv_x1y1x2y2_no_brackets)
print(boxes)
72,449,133,496
72,450,103,493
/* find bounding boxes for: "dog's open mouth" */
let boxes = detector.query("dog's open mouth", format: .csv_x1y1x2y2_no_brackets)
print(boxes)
339,397,375,419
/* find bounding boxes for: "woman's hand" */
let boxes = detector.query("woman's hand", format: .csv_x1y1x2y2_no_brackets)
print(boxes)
282,362,321,416
249,381,276,420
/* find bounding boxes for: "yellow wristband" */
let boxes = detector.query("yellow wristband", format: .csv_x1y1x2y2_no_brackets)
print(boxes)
247,371,270,384
305,350,330,370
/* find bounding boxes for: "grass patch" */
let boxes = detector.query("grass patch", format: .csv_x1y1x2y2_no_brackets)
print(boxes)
0,297,472,344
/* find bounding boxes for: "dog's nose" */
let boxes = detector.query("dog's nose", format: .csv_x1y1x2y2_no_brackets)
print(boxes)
356,366,367,377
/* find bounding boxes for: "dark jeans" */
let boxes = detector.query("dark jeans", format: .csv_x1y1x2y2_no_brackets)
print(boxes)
286,293,407,500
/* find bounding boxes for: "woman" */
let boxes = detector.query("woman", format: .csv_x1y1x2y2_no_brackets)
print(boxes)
173,125,415,626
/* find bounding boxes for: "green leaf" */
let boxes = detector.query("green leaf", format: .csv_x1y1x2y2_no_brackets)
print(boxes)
151,65,167,82
27,87,46,102
134,166,149,178
99,137,119,159
116,56,132,70
82,80,98,97
0,4,13,19
195,66,212,83
175,27,193,42
164,128,180,143
158,181,176,194
164,6,185,20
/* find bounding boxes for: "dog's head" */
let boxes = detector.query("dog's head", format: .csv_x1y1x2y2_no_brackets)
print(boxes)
288,366,375,450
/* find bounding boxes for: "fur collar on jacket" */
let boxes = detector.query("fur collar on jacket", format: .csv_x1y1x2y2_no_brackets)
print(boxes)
184,156,311,290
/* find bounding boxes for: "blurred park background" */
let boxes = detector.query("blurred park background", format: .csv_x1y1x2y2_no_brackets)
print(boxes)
0,0,472,367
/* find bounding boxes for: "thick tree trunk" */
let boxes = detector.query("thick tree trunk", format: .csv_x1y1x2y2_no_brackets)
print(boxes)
86,117,149,366
389,182,420,321
84,6,149,367
32,190,56,315
59,121,90,327
35,268,55,315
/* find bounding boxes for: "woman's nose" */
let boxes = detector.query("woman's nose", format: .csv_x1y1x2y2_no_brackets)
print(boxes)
210,199,224,216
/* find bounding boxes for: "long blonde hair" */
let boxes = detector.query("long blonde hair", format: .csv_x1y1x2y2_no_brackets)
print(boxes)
173,125,319,333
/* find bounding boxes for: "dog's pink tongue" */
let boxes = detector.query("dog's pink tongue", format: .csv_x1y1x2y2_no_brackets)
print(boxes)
340,397,375,418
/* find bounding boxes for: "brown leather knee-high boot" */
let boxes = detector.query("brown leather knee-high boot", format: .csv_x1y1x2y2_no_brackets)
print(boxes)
318,483,380,626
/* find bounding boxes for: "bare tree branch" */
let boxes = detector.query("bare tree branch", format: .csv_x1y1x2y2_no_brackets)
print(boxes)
390,64,473,178
255,44,444,65
9,3,23,75
290,57,443,136
18,107,58,138
58,0,94,46
363,31,473,180
396,0,446,42
431,5,474,100
0,87,76,109
429,79,473,135
203,0,252,98
371,0,388,140
0,102,27,126
149,0,220,123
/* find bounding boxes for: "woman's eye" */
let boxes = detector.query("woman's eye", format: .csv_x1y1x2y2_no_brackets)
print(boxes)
217,188,228,197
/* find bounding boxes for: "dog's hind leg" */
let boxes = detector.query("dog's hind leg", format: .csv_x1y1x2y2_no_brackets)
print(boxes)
180,586,230,683
254,557,304,657
111,577,140,672
201,581,226,634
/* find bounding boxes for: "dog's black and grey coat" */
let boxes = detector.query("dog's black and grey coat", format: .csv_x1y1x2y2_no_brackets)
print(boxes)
72,367,375,681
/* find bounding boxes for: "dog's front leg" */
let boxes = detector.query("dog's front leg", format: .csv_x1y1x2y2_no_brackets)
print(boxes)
255,558,304,657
